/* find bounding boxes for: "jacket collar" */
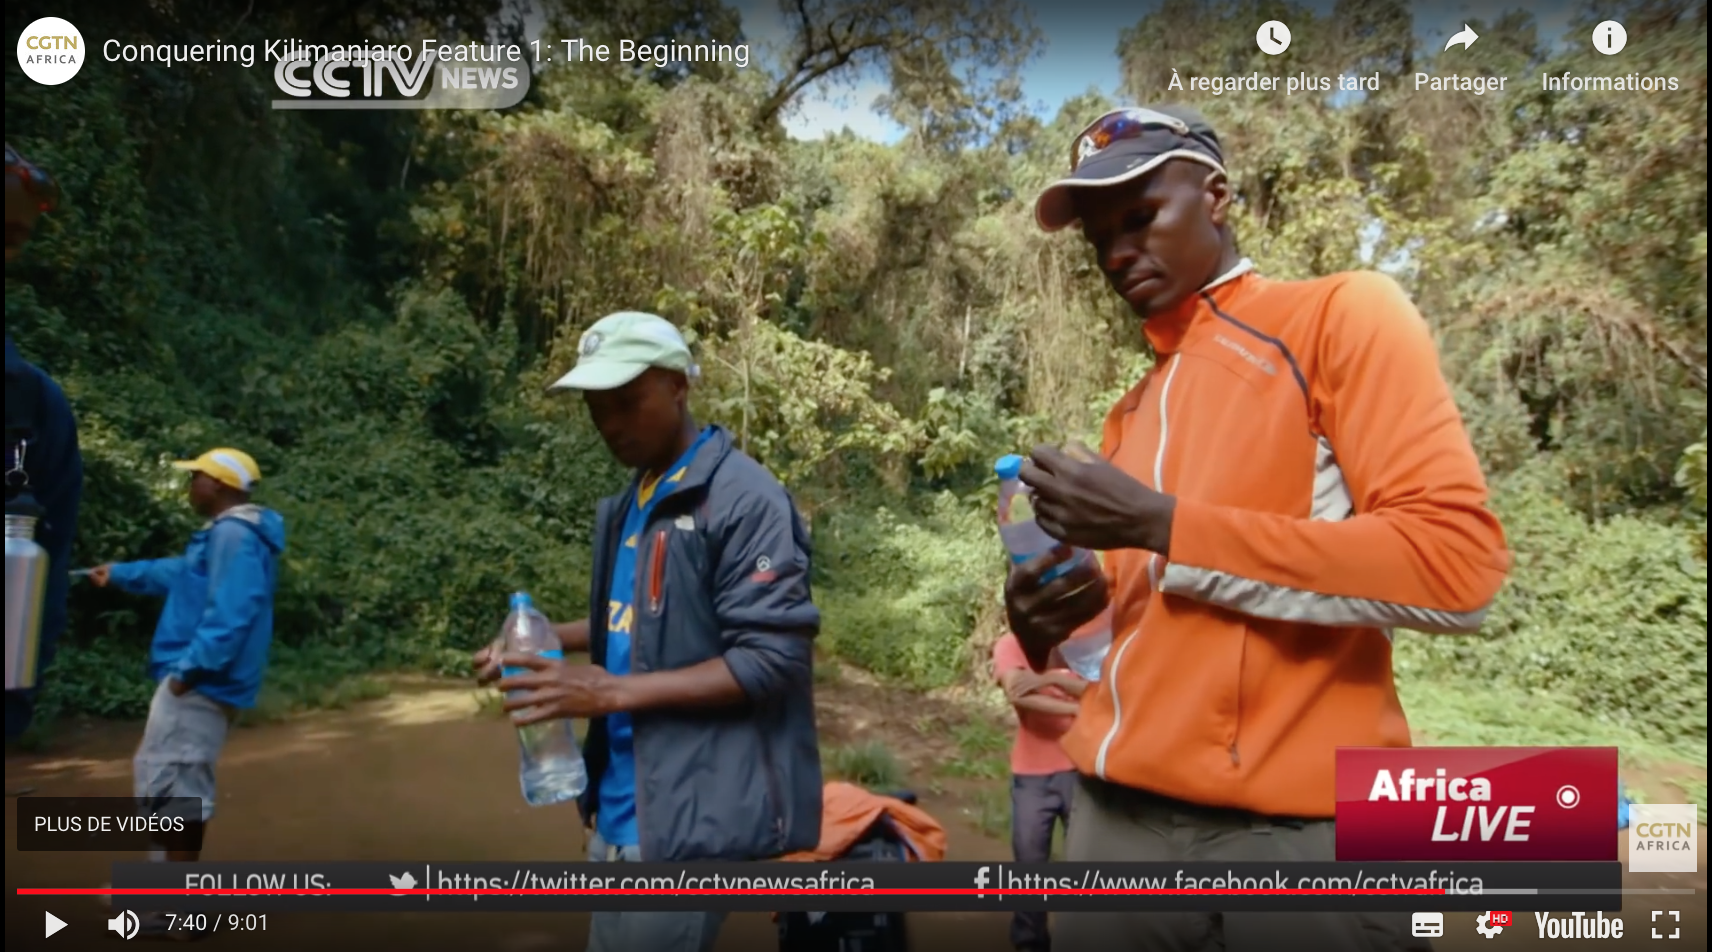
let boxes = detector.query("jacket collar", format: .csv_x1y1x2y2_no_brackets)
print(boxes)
1141,258,1256,355
625,424,733,506
204,503,266,528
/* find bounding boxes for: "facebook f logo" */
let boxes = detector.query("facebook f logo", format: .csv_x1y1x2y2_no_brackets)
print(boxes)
973,865,990,898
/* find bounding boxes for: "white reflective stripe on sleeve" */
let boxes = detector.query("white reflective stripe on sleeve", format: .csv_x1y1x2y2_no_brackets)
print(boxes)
1155,562,1491,633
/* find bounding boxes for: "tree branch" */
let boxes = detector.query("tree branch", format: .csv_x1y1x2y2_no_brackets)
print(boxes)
752,5,897,131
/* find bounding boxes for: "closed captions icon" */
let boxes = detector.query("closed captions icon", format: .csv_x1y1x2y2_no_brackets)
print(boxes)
1412,912,1445,937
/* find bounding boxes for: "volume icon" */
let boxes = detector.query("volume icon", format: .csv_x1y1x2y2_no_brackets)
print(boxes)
107,909,139,939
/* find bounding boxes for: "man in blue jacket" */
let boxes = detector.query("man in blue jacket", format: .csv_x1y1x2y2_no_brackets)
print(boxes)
481,311,823,952
90,447,285,886
5,143,83,749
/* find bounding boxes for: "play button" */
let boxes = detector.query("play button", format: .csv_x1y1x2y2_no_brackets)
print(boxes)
45,911,68,938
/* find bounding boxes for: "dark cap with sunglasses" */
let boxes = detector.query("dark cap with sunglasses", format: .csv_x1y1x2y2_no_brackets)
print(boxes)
1034,106,1226,233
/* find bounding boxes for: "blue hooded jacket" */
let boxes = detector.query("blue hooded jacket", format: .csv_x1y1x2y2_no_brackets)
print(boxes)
4,335,83,739
108,503,287,709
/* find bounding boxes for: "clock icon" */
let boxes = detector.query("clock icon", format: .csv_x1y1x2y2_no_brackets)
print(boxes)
1257,20,1291,56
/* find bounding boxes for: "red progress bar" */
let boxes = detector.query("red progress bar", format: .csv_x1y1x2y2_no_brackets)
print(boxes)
19,888,1446,896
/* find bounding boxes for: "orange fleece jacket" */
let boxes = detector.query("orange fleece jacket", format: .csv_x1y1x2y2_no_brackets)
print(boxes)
1059,265,1511,818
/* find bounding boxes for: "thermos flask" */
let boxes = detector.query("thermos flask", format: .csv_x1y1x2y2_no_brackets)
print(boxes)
4,493,49,691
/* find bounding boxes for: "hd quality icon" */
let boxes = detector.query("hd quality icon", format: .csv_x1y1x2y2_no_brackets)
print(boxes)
1476,910,1511,938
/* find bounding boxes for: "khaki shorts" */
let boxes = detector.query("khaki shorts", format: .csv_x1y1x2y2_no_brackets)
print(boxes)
133,678,232,824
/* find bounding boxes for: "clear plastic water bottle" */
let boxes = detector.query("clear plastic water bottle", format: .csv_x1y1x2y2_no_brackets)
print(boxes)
995,454,1095,584
1055,606,1115,682
500,592,587,805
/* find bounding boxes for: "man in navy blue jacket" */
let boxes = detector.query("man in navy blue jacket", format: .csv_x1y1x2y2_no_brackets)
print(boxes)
478,311,822,952
5,143,83,746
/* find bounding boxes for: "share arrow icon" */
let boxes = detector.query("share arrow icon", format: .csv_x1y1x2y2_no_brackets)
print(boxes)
1444,24,1478,51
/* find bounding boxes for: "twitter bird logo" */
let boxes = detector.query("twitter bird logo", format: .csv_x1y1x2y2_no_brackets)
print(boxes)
389,871,417,895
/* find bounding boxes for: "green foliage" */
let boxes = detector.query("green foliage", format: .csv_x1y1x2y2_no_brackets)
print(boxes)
942,718,1011,779
1395,465,1708,746
691,319,924,505
3,0,1704,762
824,740,910,790
6,17,600,722
815,495,999,688
1679,434,1708,513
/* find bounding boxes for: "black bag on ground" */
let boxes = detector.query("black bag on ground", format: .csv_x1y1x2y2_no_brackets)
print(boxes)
777,789,917,952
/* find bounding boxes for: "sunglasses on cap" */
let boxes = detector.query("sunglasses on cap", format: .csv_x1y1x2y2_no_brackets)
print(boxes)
6,144,61,214
1067,108,1202,173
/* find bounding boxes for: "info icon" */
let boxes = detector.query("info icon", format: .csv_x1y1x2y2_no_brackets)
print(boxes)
1411,912,1444,937
1592,20,1628,55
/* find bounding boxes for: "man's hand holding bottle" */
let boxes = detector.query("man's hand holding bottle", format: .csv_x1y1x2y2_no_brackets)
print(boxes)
1005,547,1109,672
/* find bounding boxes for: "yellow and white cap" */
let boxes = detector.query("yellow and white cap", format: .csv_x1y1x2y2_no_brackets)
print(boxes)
172,447,262,492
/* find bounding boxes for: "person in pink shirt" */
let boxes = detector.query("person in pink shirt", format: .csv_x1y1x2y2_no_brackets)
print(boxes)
993,631,1089,952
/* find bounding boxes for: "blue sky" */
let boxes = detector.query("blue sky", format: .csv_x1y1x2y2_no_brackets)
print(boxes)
732,0,1587,141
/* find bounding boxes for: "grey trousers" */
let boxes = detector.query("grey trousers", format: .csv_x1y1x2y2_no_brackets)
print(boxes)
1053,776,1433,952
584,831,726,952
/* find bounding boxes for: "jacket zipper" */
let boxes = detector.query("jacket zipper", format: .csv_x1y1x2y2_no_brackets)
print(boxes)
647,530,667,616
629,507,657,860
1144,354,1180,592
1095,353,1181,780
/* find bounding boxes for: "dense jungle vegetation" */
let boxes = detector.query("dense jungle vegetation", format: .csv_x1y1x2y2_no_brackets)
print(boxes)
5,0,1705,787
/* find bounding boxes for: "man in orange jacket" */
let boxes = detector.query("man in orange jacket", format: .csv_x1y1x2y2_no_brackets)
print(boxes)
1006,106,1511,951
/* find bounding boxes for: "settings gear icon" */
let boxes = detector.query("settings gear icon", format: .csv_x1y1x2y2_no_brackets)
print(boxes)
1476,911,1505,939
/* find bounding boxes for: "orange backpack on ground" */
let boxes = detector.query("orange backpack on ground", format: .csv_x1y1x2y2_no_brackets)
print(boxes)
780,781,947,862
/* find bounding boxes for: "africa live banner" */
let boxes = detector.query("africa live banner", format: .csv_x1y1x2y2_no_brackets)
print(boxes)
21,859,1619,913
1335,746,1618,861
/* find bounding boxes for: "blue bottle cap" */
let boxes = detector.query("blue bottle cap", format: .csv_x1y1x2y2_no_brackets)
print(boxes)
994,454,1024,480
509,592,532,611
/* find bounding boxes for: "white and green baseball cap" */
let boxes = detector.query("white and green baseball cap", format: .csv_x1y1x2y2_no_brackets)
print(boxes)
547,311,700,391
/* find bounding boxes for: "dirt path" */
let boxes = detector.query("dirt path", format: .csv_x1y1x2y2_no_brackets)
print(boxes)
6,673,1705,951
5,676,1009,952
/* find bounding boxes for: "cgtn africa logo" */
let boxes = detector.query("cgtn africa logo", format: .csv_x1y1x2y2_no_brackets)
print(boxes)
1628,803,1698,873
271,41,529,111
16,17,85,85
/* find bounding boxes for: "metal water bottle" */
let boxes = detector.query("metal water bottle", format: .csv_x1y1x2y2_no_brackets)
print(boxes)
4,494,49,691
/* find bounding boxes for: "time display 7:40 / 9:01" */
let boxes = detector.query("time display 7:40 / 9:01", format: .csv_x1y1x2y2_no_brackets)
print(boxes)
164,914,267,933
